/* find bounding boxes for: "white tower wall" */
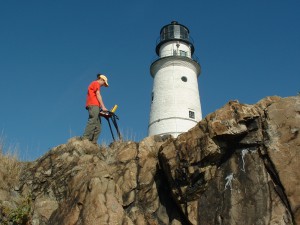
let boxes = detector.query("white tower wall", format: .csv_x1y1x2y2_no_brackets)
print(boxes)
159,41,192,58
149,58,202,137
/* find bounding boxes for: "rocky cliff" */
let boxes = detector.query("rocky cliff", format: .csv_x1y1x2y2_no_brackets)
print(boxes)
0,95,299,225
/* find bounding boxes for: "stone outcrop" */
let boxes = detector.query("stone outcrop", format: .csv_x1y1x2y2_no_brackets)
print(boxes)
159,95,300,225
0,95,299,225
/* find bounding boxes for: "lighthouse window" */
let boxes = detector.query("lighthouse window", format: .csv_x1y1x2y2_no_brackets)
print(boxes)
181,76,187,82
189,111,195,119
180,26,189,40
151,92,154,103
161,26,175,40
179,50,187,57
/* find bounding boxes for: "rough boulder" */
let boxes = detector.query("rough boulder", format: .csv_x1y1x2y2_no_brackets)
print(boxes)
0,95,299,225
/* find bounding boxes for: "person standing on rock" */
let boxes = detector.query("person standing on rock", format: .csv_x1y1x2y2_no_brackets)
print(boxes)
82,73,109,144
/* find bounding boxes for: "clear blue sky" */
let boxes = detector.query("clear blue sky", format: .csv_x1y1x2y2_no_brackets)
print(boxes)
1,1,299,161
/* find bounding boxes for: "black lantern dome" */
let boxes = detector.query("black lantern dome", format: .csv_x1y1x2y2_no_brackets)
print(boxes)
155,21,195,55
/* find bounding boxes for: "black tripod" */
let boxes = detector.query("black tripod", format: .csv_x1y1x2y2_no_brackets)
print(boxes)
99,111,121,141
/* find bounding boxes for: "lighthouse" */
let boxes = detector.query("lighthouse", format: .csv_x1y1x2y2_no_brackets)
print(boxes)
148,21,202,137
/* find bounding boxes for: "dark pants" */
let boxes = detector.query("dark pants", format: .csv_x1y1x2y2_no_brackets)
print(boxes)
83,106,101,144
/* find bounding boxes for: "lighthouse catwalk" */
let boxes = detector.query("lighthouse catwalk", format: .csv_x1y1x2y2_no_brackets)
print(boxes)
148,21,202,137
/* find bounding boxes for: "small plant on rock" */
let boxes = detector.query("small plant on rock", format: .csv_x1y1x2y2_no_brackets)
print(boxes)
0,195,33,225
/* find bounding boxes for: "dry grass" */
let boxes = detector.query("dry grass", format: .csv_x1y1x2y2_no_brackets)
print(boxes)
0,138,22,190
118,128,137,142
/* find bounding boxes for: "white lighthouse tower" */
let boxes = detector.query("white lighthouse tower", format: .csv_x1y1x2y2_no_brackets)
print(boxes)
148,21,202,137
